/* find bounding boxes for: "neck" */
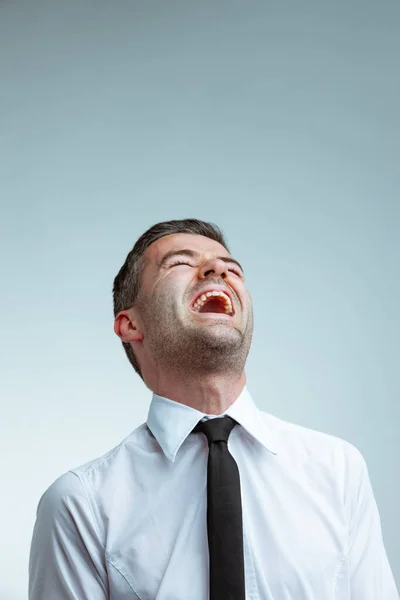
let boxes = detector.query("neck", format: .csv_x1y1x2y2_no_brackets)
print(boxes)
145,370,247,415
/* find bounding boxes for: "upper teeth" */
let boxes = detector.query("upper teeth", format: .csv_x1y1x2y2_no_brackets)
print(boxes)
192,291,233,314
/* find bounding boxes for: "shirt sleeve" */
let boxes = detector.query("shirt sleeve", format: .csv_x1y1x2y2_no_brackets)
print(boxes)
345,444,399,599
29,471,109,600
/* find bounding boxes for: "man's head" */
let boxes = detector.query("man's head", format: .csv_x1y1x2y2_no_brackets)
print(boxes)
113,219,253,385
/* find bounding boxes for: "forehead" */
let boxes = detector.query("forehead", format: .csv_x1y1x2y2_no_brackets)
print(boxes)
144,233,232,263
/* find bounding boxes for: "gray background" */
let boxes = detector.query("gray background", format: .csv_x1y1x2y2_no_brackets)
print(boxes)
1,1,399,598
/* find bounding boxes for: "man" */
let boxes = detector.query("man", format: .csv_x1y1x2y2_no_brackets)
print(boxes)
29,218,398,599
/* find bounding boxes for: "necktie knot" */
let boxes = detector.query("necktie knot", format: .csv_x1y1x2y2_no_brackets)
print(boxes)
192,415,238,445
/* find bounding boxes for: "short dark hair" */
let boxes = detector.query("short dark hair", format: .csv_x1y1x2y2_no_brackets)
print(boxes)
113,218,230,379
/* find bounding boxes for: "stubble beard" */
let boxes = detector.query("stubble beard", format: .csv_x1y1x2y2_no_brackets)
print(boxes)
139,295,253,377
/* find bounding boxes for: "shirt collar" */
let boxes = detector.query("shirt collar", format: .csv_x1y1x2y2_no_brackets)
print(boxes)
146,385,280,462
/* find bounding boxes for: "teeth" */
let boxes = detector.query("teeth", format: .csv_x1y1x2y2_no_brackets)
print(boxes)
192,291,233,314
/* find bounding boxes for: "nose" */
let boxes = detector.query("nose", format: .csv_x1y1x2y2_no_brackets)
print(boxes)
198,257,229,280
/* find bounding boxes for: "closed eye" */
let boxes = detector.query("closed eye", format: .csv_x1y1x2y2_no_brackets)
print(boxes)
169,261,194,268
228,267,243,277
170,261,243,277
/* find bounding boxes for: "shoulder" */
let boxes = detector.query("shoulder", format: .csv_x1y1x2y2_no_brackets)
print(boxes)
262,409,362,455
37,423,148,516
33,471,93,542
35,471,84,520
260,409,366,483
70,422,148,479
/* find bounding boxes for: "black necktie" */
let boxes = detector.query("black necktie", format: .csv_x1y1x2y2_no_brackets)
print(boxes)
192,416,246,600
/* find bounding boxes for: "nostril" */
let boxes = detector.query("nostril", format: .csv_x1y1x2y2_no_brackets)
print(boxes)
204,269,215,276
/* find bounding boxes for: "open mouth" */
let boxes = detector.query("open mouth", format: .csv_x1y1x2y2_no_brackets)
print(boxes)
190,290,235,316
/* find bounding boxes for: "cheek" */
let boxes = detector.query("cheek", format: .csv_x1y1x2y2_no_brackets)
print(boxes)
150,270,172,294
242,291,253,315
150,275,187,311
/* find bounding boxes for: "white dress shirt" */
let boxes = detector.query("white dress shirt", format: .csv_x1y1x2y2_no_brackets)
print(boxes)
29,386,399,599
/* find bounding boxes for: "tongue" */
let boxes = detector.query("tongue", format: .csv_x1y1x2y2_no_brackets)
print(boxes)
199,298,227,313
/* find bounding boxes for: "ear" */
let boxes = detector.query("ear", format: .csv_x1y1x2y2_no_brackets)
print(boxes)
114,309,144,343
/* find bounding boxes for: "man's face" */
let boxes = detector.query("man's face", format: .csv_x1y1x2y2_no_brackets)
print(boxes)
133,233,254,376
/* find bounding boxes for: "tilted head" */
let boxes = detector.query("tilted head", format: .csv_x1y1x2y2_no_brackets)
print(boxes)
113,219,253,384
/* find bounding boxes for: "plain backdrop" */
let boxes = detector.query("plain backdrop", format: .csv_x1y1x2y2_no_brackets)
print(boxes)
1,1,399,598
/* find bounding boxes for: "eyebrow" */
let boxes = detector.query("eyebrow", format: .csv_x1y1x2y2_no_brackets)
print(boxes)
158,249,244,273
